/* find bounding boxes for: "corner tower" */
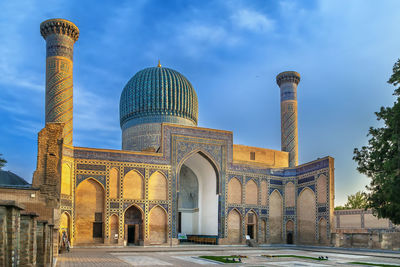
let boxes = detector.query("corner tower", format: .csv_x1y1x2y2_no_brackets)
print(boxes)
276,71,300,167
40,19,79,145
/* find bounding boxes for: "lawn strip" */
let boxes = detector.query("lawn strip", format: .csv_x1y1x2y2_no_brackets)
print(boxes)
348,262,400,267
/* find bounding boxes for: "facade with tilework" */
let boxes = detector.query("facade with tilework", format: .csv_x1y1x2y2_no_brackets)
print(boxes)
1,18,335,248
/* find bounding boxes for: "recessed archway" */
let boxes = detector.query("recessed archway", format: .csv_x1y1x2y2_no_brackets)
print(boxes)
60,211,71,244
75,178,105,244
124,205,144,246
178,151,219,236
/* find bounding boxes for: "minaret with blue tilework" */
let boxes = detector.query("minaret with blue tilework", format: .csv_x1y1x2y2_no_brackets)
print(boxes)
40,19,79,145
276,71,301,167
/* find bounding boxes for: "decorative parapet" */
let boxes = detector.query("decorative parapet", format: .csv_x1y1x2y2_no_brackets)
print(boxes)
40,19,79,42
276,71,301,86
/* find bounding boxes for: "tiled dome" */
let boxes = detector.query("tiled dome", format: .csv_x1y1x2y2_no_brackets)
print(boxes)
120,65,198,129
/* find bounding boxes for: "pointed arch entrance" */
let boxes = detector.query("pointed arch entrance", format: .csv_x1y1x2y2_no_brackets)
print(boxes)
124,205,144,245
178,151,219,238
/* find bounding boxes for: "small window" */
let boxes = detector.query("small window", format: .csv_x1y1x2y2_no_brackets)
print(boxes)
95,212,102,222
250,152,255,161
93,222,103,238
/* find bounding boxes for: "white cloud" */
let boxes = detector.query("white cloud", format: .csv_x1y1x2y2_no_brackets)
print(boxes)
231,9,274,32
180,24,239,46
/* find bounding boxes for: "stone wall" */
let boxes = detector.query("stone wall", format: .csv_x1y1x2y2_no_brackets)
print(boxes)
0,201,55,267
332,232,400,250
334,209,399,233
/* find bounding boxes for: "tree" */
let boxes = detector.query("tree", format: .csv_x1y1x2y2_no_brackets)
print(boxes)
353,59,400,225
334,191,367,210
0,154,6,170
344,191,368,209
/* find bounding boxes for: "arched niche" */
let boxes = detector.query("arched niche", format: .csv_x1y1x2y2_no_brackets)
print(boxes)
60,211,71,243
285,182,295,207
317,174,328,204
227,178,242,204
61,163,71,195
260,180,268,206
245,210,258,241
109,214,119,244
227,209,241,244
148,171,168,200
269,190,283,243
245,179,258,205
318,217,328,244
149,206,167,244
123,170,143,199
286,220,294,244
75,178,105,244
297,187,316,244
109,168,119,199
124,204,144,245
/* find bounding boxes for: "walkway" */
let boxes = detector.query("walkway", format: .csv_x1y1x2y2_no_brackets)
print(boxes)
56,245,400,266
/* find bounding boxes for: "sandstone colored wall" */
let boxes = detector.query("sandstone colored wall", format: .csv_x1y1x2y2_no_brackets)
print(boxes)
297,188,316,244
269,190,283,243
364,214,390,228
75,178,104,244
260,180,268,206
109,214,119,244
148,206,167,244
317,174,327,204
227,178,242,204
260,220,267,243
109,168,119,199
319,218,328,244
61,163,72,196
0,188,52,222
334,209,397,232
123,170,144,199
148,171,167,200
245,179,258,205
232,144,289,168
227,209,241,243
285,182,295,207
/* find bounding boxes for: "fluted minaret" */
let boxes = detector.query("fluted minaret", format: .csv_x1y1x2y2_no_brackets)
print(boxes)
276,71,301,167
40,19,79,145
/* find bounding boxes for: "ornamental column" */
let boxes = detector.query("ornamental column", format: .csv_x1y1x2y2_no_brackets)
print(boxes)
276,71,301,167
40,19,79,145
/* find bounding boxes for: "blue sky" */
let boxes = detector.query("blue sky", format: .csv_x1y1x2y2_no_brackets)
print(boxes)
1,0,399,205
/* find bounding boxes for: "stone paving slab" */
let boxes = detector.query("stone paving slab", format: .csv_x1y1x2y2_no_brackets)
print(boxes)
56,246,400,267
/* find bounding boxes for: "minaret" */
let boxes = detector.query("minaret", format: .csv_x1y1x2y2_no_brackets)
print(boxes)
276,71,301,167
40,19,79,145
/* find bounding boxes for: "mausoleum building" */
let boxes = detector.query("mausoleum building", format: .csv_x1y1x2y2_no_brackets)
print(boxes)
0,18,335,247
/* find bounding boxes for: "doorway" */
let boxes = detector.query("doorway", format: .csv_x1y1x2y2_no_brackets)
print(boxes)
247,225,254,239
127,225,135,244
287,232,293,244
124,205,143,246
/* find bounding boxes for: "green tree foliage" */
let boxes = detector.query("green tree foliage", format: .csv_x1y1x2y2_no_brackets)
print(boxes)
334,191,368,210
0,154,6,170
344,191,368,209
353,59,400,224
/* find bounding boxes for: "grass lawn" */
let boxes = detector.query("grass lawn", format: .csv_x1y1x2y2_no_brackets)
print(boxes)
348,262,400,267
199,255,242,263
262,254,328,261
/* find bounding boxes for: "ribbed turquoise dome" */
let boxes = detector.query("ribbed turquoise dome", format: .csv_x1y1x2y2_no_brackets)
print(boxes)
120,66,198,129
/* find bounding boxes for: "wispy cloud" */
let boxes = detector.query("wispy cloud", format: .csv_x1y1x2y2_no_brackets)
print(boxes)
231,8,274,32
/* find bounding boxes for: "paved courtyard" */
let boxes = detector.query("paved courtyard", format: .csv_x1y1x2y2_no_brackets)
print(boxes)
56,245,400,266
